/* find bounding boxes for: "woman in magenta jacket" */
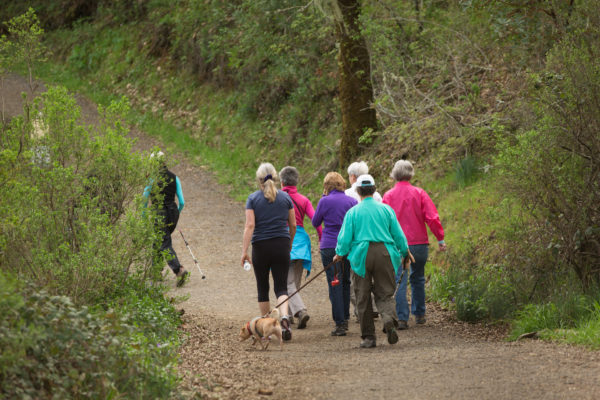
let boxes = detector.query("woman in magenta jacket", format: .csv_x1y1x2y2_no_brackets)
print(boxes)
383,160,447,328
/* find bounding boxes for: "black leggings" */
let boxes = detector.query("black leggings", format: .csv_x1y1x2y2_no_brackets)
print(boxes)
252,237,290,302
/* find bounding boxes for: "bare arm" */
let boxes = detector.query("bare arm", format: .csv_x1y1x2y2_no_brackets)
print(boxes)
288,208,296,251
241,209,255,267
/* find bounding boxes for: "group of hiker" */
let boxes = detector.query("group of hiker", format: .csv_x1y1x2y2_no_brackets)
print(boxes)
241,160,446,349
144,151,445,348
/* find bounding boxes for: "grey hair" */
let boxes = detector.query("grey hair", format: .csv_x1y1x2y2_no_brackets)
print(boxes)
391,160,414,181
256,163,279,202
347,161,369,178
279,166,299,186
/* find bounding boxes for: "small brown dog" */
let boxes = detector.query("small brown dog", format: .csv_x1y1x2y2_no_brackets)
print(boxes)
239,308,283,350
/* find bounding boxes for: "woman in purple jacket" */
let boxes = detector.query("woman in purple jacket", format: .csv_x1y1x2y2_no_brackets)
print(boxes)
312,172,358,336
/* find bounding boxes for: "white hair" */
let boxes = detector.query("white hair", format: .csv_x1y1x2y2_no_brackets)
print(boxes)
347,161,369,178
391,160,414,181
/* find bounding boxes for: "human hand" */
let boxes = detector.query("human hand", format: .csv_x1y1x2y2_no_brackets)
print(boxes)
438,242,447,252
241,253,251,267
403,250,415,269
332,254,343,264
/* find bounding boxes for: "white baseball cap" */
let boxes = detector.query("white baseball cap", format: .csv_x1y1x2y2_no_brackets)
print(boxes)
357,174,375,187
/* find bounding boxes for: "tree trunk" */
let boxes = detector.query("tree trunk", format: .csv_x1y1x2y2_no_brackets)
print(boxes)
336,0,377,169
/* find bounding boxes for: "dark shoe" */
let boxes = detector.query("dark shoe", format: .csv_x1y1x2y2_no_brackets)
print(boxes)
281,317,292,341
397,320,408,330
176,269,190,287
296,311,310,329
384,321,398,344
331,325,347,336
360,336,376,348
415,315,426,325
288,315,295,324
372,311,379,319
341,320,349,331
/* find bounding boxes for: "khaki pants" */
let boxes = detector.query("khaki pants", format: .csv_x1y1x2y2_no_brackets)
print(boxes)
287,259,307,317
352,242,398,338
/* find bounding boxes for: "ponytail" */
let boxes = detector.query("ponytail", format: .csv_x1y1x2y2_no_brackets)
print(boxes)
256,162,279,203
263,179,277,203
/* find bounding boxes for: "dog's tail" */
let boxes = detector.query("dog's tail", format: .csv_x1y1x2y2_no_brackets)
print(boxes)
269,308,280,320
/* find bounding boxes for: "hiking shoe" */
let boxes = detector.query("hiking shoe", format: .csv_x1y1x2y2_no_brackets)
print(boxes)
176,269,190,287
296,311,310,329
281,317,292,341
384,321,398,344
331,325,347,336
415,315,426,325
397,320,408,330
360,336,376,348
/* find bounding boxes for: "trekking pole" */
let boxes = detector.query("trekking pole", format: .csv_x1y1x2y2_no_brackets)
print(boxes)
179,230,206,279
393,252,415,297
266,260,338,317
393,268,407,298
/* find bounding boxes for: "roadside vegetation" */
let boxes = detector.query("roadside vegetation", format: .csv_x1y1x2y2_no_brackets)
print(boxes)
0,10,183,398
0,1,598,394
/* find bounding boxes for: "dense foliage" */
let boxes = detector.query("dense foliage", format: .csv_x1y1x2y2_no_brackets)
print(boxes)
1,0,598,347
0,274,181,398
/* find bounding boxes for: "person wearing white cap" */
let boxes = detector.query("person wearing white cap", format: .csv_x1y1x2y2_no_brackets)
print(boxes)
334,174,413,348
345,161,382,203
345,161,381,320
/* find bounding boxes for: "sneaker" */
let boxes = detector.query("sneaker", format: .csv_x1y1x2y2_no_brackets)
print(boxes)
415,315,426,325
360,336,376,348
341,320,349,331
281,317,292,341
384,321,398,344
397,320,408,330
296,311,310,329
331,325,347,336
176,269,190,287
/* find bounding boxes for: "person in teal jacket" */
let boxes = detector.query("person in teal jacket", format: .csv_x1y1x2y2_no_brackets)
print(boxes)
334,174,412,348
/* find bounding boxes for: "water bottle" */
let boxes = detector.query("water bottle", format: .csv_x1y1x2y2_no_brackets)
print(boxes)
243,260,252,271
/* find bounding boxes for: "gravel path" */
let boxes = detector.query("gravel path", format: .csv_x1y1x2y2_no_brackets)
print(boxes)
3,75,600,400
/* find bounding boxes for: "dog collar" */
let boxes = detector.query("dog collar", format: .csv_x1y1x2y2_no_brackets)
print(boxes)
246,321,252,335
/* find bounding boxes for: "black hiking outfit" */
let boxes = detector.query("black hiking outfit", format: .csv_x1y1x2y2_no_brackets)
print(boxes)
153,167,182,275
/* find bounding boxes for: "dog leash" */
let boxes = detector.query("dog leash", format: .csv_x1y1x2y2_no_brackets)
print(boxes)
264,260,339,318
179,230,206,279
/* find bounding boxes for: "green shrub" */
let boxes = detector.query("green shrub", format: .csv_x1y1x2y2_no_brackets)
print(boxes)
0,272,181,399
496,2,600,291
0,85,164,305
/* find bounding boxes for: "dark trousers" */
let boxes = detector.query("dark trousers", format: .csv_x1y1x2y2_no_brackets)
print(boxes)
353,242,398,338
321,248,351,326
157,203,181,275
252,237,290,302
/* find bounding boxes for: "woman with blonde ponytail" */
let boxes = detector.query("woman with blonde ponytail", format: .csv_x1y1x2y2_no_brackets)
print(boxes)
241,163,296,341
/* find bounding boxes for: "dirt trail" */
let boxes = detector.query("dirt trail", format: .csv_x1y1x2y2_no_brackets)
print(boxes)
3,75,600,400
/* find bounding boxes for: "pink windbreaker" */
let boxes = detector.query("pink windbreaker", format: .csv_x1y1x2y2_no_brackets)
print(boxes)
382,181,444,245
282,186,323,240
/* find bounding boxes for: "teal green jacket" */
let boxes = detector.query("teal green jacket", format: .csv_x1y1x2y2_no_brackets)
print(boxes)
335,197,409,278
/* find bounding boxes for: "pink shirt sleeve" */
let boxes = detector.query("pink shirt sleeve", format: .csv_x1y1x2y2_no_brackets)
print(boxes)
304,198,323,240
420,190,444,241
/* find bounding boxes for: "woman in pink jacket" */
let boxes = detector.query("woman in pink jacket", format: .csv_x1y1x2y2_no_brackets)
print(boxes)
383,160,447,329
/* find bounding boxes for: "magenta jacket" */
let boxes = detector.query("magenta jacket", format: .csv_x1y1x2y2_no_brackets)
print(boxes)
282,186,322,240
382,181,444,246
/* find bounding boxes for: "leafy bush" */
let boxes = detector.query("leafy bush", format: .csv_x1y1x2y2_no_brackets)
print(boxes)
496,2,600,291
429,248,516,322
0,272,181,399
0,85,163,305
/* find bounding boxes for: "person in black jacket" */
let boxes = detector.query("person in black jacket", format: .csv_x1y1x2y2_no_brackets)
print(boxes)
144,151,188,286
